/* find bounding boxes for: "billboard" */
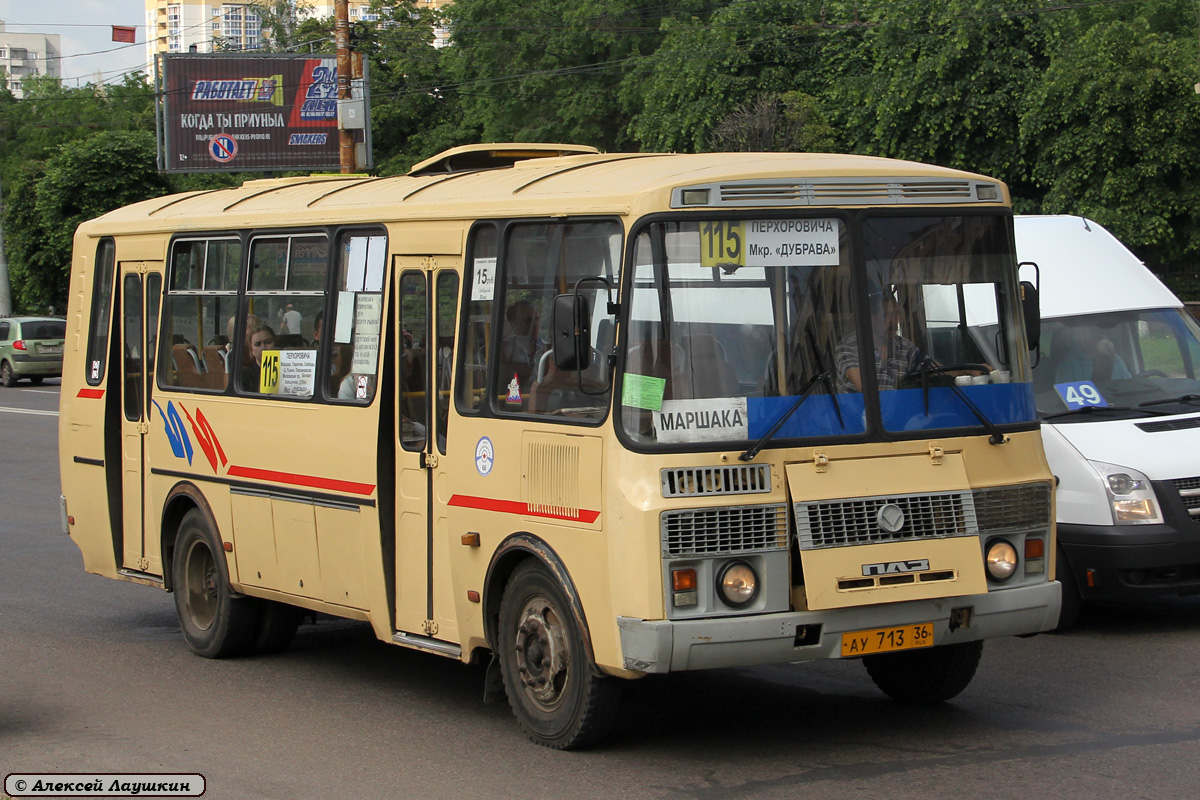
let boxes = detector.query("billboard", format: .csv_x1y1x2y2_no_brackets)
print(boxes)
156,53,371,173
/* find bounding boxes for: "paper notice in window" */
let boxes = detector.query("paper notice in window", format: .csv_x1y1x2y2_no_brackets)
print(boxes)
352,293,383,374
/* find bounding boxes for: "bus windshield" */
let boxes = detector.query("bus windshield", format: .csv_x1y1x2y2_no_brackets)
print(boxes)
620,213,1036,448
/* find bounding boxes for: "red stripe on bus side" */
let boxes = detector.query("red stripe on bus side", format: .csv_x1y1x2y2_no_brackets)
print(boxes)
448,494,600,523
227,465,376,497
77,388,105,399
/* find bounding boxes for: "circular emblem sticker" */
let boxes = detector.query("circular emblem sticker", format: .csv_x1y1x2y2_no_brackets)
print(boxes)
876,503,906,533
208,133,239,163
474,436,494,477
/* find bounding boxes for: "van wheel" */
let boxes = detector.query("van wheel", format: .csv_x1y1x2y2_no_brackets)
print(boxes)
0,361,15,387
1054,546,1082,631
172,508,258,658
864,640,983,704
497,560,621,749
253,601,305,654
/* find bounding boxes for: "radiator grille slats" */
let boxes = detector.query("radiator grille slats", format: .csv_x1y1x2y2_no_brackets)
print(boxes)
972,483,1052,533
795,493,972,550
661,465,771,497
661,504,788,557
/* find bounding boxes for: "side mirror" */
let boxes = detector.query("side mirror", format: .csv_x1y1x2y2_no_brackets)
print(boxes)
552,293,590,371
1020,279,1040,351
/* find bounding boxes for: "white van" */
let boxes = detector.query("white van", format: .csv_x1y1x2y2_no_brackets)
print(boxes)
1011,215,1200,626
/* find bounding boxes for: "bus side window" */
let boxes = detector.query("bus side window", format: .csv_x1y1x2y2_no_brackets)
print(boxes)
159,237,240,394
329,232,386,403
458,224,497,414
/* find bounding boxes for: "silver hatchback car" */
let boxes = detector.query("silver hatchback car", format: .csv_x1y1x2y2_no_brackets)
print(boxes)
0,316,66,387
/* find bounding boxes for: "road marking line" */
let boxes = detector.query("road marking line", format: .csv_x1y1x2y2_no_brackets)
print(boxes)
0,406,58,416
20,389,59,395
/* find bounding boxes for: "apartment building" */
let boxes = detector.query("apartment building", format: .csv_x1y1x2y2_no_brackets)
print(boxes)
0,19,61,98
145,0,453,65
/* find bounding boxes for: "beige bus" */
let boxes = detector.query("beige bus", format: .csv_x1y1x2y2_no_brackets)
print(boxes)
59,143,1060,748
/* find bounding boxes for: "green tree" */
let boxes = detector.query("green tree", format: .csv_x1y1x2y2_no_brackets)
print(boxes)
1021,11,1200,268
622,0,830,153
708,90,835,152
3,131,169,312
444,0,680,151
820,0,1050,192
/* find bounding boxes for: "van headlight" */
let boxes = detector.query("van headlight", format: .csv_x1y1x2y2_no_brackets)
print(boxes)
1090,461,1162,525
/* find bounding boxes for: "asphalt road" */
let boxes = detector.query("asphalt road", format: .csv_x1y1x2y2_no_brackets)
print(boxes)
4,382,1200,799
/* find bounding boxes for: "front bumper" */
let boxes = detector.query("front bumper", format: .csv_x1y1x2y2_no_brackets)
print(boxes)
617,581,1060,673
1059,520,1200,599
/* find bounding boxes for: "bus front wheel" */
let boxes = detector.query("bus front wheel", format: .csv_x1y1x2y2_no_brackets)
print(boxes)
172,508,257,659
497,560,621,749
863,640,983,704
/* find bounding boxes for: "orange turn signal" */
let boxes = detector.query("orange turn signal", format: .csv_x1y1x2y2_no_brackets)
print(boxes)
672,568,697,592
1024,538,1044,559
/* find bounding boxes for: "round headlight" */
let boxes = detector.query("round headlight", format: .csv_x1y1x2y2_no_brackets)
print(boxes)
985,539,1018,582
717,561,758,607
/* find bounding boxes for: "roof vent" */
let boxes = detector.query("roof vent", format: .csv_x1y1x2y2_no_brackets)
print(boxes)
408,143,598,176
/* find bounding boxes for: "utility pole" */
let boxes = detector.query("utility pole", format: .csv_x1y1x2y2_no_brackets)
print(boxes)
0,172,12,316
335,0,354,174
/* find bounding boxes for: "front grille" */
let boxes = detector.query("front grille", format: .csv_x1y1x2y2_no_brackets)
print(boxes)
661,465,771,497
661,503,789,557
795,492,974,550
1174,476,1200,523
972,483,1052,533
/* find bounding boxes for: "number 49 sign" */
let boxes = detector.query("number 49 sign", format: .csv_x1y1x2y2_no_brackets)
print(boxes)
1055,380,1108,410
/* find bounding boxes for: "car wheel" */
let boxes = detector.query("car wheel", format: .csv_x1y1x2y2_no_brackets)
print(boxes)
172,508,259,658
497,560,621,749
0,361,15,387
864,640,984,704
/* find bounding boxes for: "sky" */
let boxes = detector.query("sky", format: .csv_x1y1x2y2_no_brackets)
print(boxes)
0,0,152,88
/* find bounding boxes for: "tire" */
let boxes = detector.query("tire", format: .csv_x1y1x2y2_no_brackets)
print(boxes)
497,560,621,749
1054,546,1082,631
864,640,984,704
252,601,304,654
0,361,16,387
172,508,259,658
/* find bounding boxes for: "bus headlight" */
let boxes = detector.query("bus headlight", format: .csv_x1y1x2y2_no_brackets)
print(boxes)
985,539,1018,582
1090,461,1162,525
716,560,758,608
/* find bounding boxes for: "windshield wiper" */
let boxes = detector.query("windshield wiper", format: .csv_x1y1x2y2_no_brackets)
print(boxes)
1044,404,1170,420
1139,394,1200,408
739,371,834,462
908,358,1008,445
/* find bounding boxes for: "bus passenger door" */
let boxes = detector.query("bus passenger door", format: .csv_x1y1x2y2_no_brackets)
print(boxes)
393,260,462,645
118,264,164,575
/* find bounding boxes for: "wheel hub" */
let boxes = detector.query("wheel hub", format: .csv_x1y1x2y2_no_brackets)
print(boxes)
513,596,570,710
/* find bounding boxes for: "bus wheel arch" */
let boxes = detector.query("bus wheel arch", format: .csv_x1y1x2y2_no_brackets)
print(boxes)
159,482,215,593
484,533,621,749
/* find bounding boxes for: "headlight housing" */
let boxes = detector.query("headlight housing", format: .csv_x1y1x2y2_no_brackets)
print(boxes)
716,560,758,608
1090,461,1162,525
985,538,1019,582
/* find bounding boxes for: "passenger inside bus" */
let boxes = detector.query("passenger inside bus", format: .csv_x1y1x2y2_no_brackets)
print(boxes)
240,323,275,392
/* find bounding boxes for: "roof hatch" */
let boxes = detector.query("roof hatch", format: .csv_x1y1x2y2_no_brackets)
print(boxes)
407,143,599,176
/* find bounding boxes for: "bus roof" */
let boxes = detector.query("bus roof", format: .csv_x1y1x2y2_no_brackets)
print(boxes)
79,147,1006,237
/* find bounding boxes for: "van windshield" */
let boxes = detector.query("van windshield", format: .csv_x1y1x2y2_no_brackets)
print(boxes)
1025,308,1200,417
619,214,1037,449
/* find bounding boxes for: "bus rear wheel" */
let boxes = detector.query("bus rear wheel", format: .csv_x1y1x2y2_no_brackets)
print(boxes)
172,508,257,659
497,560,621,749
863,640,983,704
